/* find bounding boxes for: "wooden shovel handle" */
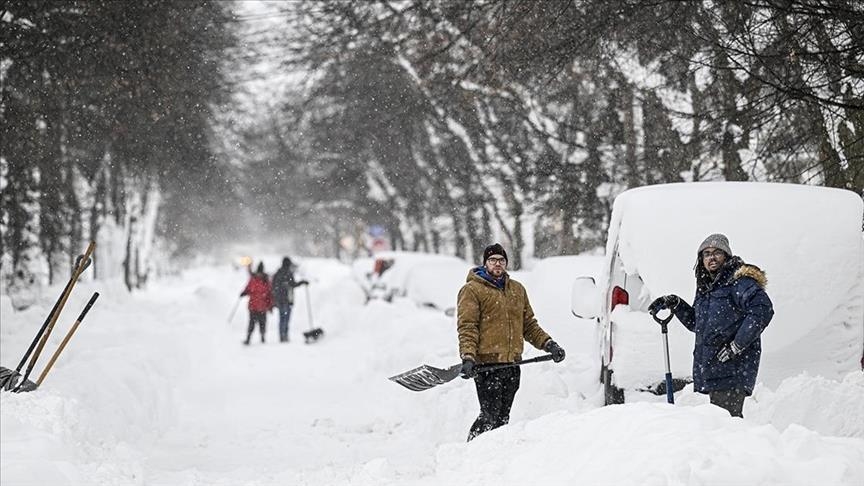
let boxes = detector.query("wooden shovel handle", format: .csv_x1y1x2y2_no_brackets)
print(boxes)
36,292,100,386
25,242,96,374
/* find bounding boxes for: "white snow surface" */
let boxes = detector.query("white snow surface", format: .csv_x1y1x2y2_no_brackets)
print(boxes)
1,257,863,485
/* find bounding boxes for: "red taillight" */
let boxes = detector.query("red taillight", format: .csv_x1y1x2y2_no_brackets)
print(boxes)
611,286,629,311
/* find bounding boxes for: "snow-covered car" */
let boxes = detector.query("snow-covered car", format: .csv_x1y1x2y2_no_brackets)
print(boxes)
366,251,471,306
404,258,472,313
570,182,864,405
522,255,605,328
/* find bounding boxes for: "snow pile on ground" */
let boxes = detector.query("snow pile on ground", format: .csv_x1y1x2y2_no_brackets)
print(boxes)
1,256,862,485
747,371,864,438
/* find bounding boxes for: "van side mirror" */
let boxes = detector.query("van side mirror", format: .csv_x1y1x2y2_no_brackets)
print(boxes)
571,276,601,319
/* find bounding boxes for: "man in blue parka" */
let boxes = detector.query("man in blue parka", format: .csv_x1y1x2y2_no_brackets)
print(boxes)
650,233,774,417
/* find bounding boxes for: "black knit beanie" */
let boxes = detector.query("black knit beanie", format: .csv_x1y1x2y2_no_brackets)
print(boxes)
482,243,508,263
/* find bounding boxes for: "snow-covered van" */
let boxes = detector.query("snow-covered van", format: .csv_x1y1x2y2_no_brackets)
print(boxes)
570,182,864,405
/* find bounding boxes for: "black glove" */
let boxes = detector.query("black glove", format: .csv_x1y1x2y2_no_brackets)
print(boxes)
648,295,681,314
544,340,566,363
716,341,744,362
297,280,309,286
460,358,477,379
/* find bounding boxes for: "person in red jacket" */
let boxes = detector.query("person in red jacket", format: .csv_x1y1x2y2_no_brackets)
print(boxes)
241,262,274,345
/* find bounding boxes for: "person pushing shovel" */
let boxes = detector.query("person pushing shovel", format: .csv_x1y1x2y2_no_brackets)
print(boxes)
457,243,566,441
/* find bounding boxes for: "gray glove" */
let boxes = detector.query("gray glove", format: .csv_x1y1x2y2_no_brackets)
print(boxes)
716,341,744,362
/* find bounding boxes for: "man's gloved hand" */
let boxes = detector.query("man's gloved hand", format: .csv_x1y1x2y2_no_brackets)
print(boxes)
544,340,566,363
648,295,681,314
460,358,477,379
716,341,744,362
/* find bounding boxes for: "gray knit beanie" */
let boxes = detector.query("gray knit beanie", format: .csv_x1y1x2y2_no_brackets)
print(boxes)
698,233,732,256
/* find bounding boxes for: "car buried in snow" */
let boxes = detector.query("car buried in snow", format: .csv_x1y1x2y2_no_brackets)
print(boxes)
362,251,471,311
570,182,864,405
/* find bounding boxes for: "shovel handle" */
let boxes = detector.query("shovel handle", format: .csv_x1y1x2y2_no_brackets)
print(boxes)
15,242,95,391
654,310,676,404
476,354,555,372
35,292,100,387
304,284,314,330
650,309,674,332
12,243,95,375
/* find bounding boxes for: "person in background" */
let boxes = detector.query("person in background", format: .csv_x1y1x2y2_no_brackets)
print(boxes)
241,262,273,345
649,233,774,418
457,243,566,441
271,257,308,343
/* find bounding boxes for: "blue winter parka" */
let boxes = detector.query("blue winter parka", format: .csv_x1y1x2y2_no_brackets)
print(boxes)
672,257,774,395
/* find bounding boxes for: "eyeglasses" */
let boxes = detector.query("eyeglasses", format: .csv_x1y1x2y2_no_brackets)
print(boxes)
701,249,726,259
486,256,507,265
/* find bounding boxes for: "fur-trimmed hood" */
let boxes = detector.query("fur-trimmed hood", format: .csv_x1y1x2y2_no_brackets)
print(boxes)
734,263,768,288
696,256,767,293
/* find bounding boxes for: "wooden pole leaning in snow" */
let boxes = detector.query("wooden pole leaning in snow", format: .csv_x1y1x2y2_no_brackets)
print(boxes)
33,292,101,388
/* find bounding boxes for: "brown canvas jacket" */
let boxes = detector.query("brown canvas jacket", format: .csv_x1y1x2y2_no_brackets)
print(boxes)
457,268,551,364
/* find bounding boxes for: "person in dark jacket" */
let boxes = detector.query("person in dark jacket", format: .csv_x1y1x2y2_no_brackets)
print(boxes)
649,233,774,417
241,262,274,345
271,257,308,343
457,243,566,441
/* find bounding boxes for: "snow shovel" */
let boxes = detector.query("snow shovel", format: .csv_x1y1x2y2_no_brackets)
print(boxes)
15,292,100,393
389,354,555,392
650,308,676,404
301,284,324,344
1,242,95,392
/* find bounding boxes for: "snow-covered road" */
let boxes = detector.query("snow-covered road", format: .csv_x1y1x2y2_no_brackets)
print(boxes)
2,259,863,485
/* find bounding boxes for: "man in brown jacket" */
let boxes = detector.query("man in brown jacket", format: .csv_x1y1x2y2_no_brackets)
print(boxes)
457,243,566,441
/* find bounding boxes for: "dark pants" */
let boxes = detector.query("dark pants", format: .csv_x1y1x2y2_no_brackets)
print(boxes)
468,367,521,441
709,389,746,418
278,305,293,342
245,311,266,343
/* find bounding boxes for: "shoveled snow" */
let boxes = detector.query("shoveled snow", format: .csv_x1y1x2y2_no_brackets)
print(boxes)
1,257,862,485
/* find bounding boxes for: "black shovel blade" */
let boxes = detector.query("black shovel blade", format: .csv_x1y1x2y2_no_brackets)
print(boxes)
388,363,462,391
0,367,21,392
13,378,37,393
303,328,325,344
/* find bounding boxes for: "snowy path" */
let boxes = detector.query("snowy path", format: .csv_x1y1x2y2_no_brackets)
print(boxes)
2,261,863,485
127,264,467,484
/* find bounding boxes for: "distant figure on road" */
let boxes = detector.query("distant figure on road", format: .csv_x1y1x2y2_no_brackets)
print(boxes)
650,233,774,418
271,257,308,343
241,262,273,345
457,243,566,441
